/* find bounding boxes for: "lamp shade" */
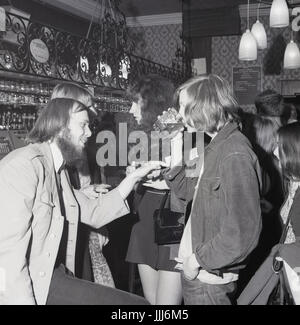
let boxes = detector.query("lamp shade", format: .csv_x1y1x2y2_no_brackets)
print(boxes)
239,29,257,61
284,40,300,69
270,0,289,28
251,20,267,50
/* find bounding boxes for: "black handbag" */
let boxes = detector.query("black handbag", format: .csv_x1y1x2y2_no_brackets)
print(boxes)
153,191,185,245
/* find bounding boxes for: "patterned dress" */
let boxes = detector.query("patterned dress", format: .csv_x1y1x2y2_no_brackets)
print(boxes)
280,181,300,244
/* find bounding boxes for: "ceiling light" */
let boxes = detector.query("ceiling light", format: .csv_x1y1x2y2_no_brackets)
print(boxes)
270,0,289,28
239,0,257,61
284,40,300,69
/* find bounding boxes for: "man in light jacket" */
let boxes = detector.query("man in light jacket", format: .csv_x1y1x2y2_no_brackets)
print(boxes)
0,98,161,305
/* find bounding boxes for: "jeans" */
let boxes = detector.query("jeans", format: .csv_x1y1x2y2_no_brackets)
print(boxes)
46,265,149,305
181,274,237,305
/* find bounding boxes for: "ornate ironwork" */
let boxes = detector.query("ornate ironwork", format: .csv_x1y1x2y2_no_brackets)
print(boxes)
0,11,190,91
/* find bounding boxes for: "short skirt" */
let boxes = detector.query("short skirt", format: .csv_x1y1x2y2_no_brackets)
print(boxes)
126,187,178,272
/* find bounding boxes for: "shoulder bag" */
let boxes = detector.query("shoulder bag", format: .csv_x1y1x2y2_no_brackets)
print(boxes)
153,190,185,245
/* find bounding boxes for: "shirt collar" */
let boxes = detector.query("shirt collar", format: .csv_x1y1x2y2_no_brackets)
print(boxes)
49,141,65,174
205,121,239,152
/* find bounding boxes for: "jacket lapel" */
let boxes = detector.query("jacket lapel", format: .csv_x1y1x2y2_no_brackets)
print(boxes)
35,142,62,214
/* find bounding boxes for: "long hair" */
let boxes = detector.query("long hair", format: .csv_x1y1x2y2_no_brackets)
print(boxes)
127,74,175,131
253,115,282,154
278,121,300,181
27,98,88,143
175,74,240,133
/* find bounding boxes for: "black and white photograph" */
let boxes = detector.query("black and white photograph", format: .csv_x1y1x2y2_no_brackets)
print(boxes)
0,0,300,308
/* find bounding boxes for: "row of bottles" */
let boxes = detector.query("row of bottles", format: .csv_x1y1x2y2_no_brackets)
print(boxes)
0,91,49,105
0,80,53,96
0,107,38,131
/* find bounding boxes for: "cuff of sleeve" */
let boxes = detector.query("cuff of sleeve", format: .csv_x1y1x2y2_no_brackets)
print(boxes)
113,188,130,215
162,165,184,181
194,244,220,275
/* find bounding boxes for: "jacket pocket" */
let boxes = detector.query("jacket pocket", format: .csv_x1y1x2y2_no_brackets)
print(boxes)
202,177,221,198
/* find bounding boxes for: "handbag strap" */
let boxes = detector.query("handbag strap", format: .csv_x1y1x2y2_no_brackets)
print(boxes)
158,190,170,216
279,187,300,244
279,213,292,244
273,188,298,273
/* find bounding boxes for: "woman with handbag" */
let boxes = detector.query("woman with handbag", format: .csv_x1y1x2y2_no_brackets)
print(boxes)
163,74,262,305
125,74,183,305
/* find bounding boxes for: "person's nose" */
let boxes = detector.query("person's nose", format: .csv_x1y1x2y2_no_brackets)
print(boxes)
86,125,92,138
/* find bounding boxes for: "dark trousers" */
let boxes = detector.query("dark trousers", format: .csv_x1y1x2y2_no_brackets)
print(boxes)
46,265,149,305
181,274,237,305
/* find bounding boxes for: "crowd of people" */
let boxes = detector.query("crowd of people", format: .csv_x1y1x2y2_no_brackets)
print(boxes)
0,74,299,305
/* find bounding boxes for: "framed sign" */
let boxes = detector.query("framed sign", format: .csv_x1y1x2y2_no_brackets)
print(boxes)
30,39,49,64
232,66,262,106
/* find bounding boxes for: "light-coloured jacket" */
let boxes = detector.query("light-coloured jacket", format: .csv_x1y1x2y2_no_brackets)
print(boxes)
0,142,129,305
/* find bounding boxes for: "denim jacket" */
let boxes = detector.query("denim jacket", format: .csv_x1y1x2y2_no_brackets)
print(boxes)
163,122,262,275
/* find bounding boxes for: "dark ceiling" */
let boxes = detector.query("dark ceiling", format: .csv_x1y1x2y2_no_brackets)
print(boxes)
119,0,252,17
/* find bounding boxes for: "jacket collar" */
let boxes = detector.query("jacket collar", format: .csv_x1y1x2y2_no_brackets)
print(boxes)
49,141,65,174
205,121,239,153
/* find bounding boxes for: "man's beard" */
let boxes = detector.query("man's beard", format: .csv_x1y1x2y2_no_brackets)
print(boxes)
56,131,86,169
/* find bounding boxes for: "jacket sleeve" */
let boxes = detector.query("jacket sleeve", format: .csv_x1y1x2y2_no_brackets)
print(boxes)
162,163,198,203
0,158,37,305
194,154,262,272
74,188,130,229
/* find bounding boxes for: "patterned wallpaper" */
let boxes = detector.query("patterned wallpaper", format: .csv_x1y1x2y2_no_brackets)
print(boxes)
128,24,182,68
212,16,300,112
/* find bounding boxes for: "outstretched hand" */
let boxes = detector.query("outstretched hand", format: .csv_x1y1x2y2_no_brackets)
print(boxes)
129,161,168,181
81,184,111,199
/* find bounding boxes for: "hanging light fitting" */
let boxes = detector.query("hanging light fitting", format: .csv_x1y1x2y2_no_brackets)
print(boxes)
251,2,267,49
284,30,300,69
239,0,257,60
270,0,289,28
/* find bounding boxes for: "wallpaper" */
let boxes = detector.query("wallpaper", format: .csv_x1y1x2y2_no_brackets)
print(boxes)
212,16,300,112
128,24,182,68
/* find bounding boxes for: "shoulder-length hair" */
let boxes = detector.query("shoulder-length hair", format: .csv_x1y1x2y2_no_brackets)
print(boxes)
278,121,300,181
51,82,93,106
27,98,88,143
175,74,240,133
127,74,175,131
253,115,282,154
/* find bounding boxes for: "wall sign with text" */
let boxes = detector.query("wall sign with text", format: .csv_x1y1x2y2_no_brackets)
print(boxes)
232,66,262,106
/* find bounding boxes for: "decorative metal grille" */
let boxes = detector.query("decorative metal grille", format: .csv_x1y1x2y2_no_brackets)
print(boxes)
0,11,190,91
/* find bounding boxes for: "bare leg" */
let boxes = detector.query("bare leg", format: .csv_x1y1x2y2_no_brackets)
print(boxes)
138,264,159,305
156,270,182,305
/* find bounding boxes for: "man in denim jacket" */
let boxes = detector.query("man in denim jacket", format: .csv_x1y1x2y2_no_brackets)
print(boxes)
163,75,262,305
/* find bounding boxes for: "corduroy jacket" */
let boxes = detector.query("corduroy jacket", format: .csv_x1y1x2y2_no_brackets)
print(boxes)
164,122,263,276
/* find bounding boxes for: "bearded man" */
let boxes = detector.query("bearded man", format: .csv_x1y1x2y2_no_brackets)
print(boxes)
0,98,161,305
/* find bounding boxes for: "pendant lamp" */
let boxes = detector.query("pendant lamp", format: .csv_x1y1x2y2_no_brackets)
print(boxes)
270,0,289,28
251,3,267,50
239,0,257,61
284,36,300,69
